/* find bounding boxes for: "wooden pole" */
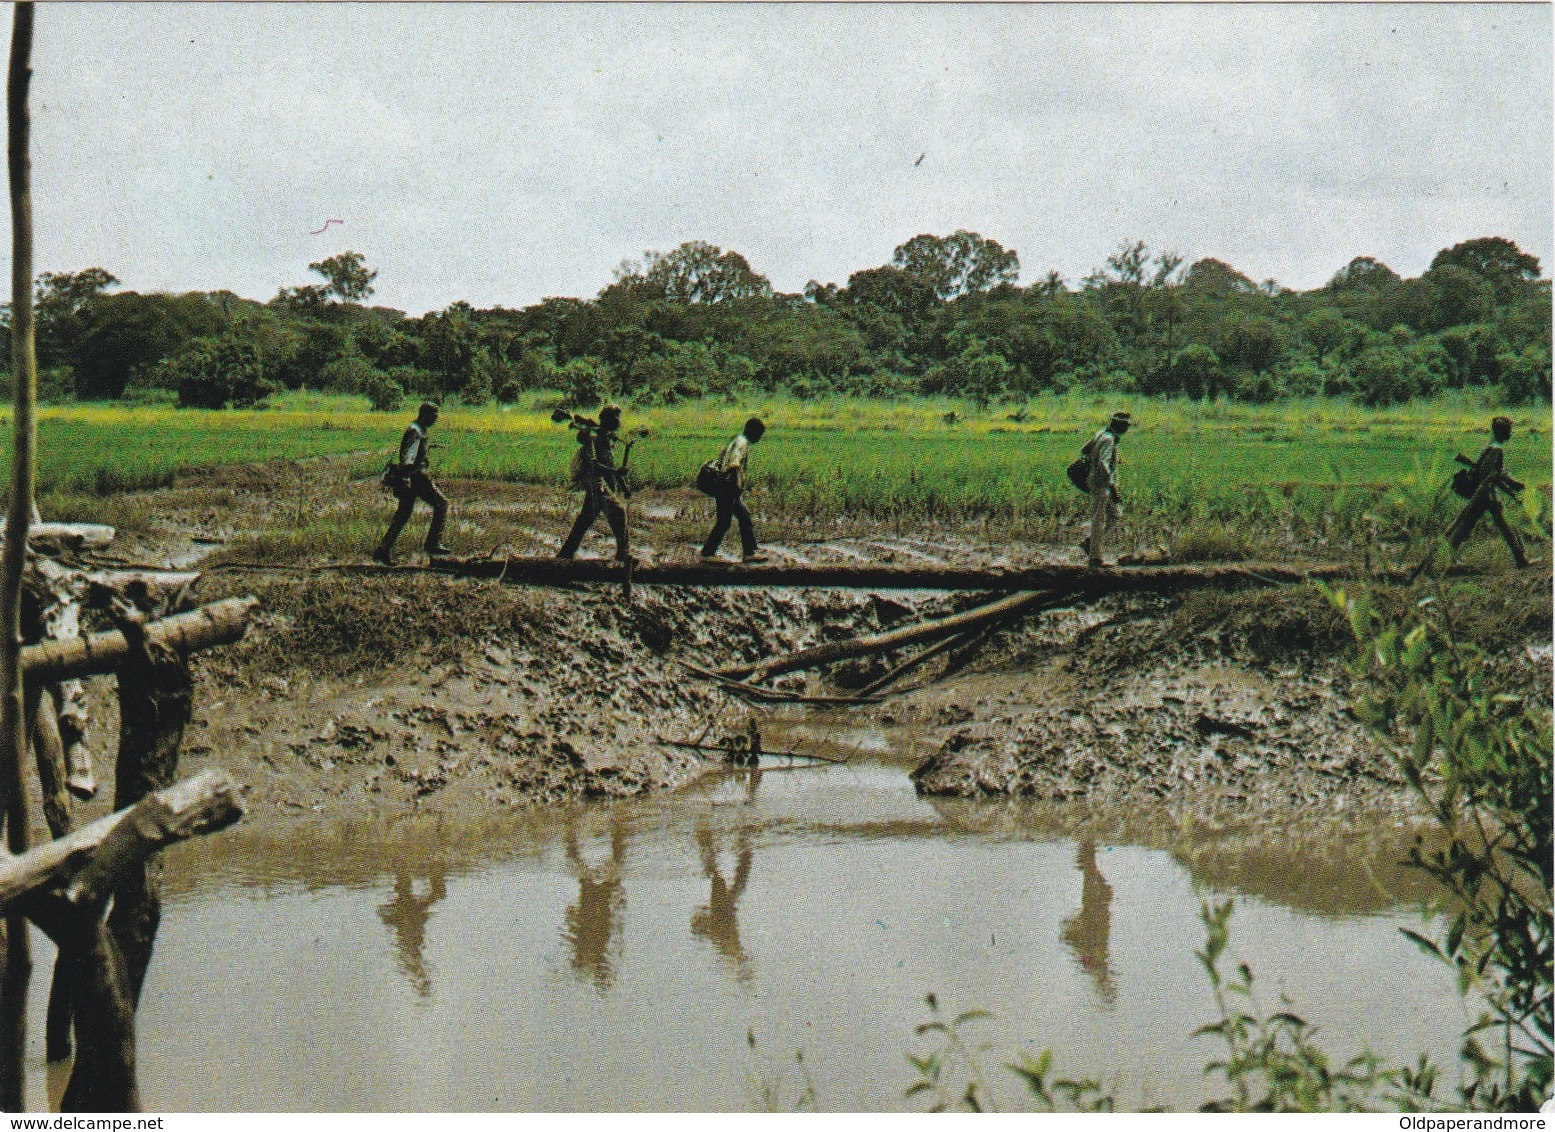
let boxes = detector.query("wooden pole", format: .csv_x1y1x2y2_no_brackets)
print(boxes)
0,4,35,1108
432,553,1356,592
20,595,257,683
104,611,192,1005
0,769,244,911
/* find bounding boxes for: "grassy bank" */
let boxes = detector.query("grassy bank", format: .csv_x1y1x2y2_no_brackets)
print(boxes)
10,391,1551,545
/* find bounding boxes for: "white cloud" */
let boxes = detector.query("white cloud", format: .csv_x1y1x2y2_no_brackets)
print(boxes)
16,2,1551,313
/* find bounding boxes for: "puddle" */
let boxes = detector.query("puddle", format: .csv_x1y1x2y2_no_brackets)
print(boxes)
21,757,1463,1111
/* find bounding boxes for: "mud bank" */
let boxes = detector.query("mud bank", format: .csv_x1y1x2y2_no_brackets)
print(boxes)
52,459,1552,834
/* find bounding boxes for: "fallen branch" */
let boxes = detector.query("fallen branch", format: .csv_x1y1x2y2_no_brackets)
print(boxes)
20,596,256,684
720,590,1064,685
0,768,243,911
851,629,982,700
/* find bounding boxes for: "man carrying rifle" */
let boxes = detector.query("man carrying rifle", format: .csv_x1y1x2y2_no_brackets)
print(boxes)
558,404,631,562
1443,414,1530,569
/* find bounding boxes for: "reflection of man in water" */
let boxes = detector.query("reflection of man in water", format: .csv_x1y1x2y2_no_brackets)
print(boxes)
691,825,754,985
1059,838,1116,1005
376,863,448,998
563,815,628,990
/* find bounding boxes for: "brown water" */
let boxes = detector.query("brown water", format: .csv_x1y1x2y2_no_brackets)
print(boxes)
20,751,1463,1111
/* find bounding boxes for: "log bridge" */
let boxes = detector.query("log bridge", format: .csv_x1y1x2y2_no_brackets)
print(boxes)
431,554,1359,593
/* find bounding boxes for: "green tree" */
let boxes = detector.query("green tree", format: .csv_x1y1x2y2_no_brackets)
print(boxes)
621,241,773,304
1302,308,1361,366
158,332,279,409
308,250,378,303
34,267,118,368
891,231,1019,301
1430,237,1542,305
73,291,223,399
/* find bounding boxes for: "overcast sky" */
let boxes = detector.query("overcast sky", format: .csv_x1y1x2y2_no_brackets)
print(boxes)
21,3,1553,315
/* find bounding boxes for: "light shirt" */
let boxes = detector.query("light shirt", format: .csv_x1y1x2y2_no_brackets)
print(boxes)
398,422,429,469
717,433,751,489
1088,427,1118,491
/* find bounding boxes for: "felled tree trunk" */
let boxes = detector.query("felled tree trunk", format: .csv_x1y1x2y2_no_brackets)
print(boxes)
435,553,1357,592
719,590,1065,685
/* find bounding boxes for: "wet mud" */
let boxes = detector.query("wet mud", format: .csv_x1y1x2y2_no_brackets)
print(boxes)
56,455,1551,839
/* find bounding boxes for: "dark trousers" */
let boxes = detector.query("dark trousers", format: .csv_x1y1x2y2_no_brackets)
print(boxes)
377,472,448,556
701,487,756,557
1447,488,1528,567
559,485,628,560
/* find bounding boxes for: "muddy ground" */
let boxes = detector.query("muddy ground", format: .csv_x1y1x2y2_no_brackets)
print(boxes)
44,455,1552,838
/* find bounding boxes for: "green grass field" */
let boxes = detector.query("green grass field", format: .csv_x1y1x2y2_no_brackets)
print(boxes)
8,390,1551,549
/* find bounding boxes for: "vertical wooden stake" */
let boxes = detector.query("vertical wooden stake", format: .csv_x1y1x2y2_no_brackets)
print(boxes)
0,4,35,1107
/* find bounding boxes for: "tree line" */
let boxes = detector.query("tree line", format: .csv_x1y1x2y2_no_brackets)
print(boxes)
5,232,1549,410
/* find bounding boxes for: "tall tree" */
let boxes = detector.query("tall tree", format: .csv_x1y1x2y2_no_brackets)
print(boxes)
891,230,1019,300
1430,237,1542,304
308,250,377,303
623,241,772,304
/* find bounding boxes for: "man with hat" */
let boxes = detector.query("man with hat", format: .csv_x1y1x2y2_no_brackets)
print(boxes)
1444,414,1530,568
1085,411,1131,568
558,403,630,561
374,401,451,565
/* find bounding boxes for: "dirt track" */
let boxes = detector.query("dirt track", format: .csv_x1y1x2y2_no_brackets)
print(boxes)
50,457,1552,835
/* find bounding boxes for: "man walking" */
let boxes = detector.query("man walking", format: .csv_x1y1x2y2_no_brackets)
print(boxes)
701,417,766,563
374,401,450,565
1444,414,1530,568
1085,411,1130,569
558,404,630,561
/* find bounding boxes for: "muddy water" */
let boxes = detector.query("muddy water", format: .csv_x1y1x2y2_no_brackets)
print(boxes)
24,742,1462,1112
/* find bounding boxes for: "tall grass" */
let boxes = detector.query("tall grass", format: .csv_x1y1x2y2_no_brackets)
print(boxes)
4,392,1548,545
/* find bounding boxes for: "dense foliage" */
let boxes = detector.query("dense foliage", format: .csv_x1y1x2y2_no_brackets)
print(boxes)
3,234,1542,410
4,234,1550,409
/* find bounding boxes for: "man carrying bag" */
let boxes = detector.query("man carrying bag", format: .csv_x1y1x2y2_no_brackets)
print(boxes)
699,417,766,564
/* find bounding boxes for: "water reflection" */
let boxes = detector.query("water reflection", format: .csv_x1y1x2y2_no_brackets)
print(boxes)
562,813,628,990
377,863,448,998
691,826,755,986
1059,839,1116,1006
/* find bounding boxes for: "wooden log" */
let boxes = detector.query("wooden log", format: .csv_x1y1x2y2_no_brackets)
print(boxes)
19,596,256,684
850,629,982,700
57,916,137,1112
28,684,68,839
0,768,243,911
106,611,192,1006
720,590,1065,684
86,568,199,593
1,6,36,1108
0,521,115,551
432,553,1357,592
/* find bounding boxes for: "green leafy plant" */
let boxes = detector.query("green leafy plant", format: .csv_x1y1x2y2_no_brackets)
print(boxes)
905,994,996,1111
1328,585,1553,1110
1195,899,1414,1111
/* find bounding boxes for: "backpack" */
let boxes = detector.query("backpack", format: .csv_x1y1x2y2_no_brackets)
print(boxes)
696,459,725,496
568,431,594,490
380,460,406,493
1066,436,1097,493
1451,467,1479,499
